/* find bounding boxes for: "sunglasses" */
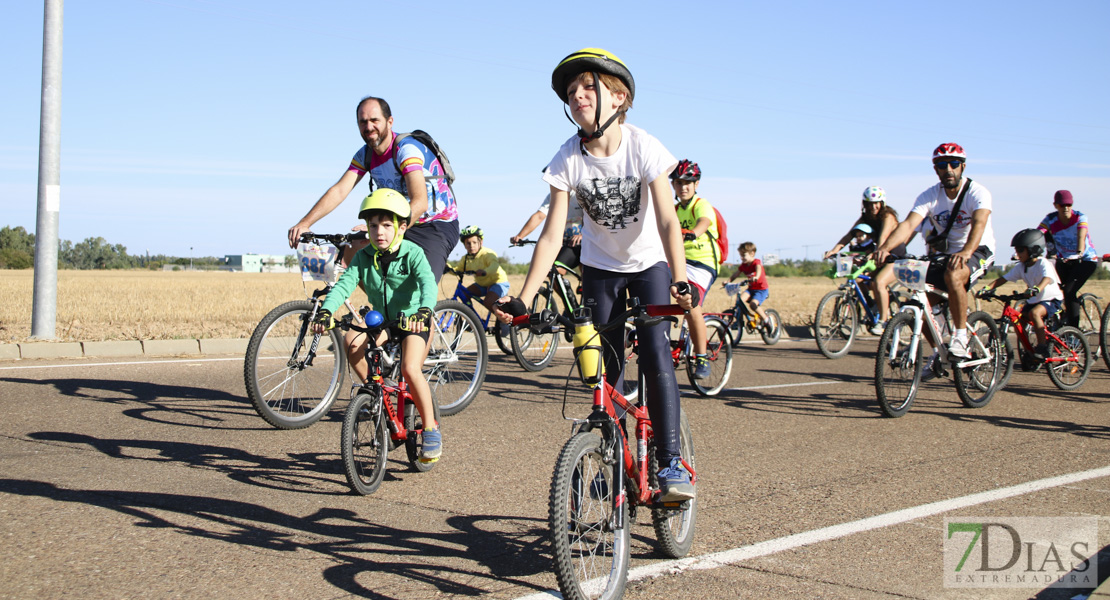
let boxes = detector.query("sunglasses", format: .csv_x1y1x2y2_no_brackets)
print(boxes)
933,160,964,170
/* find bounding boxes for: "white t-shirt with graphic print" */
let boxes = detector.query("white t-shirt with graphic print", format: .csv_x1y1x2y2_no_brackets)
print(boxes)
910,178,996,256
543,124,677,273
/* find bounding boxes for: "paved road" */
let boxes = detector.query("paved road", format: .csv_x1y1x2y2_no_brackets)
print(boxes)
1,337,1109,599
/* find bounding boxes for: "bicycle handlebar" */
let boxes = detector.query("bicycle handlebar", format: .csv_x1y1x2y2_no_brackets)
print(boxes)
510,239,538,247
299,232,369,247
510,301,684,335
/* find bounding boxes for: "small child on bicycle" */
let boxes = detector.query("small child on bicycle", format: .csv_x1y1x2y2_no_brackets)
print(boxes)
980,228,1063,359
728,241,772,334
312,188,442,461
848,223,876,255
449,225,511,315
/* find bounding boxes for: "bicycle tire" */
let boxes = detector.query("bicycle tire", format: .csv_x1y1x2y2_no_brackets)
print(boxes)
243,300,346,430
687,318,733,396
1045,325,1091,391
874,312,922,418
404,399,442,472
760,309,783,345
549,431,629,600
814,290,858,359
511,287,560,372
426,300,488,417
651,410,697,558
995,321,1016,392
341,390,389,495
1077,293,1102,361
493,321,513,355
1101,302,1110,372
953,311,1003,409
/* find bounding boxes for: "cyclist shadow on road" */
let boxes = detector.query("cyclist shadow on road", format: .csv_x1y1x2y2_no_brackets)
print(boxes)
2,477,553,597
1,376,264,430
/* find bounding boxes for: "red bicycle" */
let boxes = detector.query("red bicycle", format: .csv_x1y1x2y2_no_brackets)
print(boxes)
338,309,442,495
514,301,697,600
978,289,1092,391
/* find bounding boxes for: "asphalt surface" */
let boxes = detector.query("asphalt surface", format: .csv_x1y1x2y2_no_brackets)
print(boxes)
2,336,1109,599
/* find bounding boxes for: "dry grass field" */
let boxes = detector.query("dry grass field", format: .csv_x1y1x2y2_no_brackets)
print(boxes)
2,269,1109,343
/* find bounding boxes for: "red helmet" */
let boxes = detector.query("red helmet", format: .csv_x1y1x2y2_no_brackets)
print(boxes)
670,159,701,181
932,143,966,161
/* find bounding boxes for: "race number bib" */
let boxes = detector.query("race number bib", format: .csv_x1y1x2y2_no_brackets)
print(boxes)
893,259,929,291
724,282,744,297
297,243,339,282
835,255,855,277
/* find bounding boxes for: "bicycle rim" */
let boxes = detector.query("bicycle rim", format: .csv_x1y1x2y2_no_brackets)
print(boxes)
651,411,697,558
1046,326,1091,391
549,432,629,600
814,290,857,359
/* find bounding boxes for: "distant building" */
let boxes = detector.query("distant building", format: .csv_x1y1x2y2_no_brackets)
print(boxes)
762,253,781,266
224,254,292,273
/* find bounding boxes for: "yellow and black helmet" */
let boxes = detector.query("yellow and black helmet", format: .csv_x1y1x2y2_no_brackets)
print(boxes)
551,48,635,104
358,188,411,222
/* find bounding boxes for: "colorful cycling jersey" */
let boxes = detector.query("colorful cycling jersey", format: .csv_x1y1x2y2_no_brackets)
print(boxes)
1039,210,1097,261
737,259,768,291
537,191,584,243
675,196,720,271
450,247,508,288
349,132,458,224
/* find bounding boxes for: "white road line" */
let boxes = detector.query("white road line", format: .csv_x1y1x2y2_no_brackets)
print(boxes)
0,357,244,371
517,464,1110,600
729,381,841,392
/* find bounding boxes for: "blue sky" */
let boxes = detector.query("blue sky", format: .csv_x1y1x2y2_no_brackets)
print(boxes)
3,0,1109,264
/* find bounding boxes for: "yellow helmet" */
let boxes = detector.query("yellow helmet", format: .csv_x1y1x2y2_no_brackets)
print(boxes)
551,48,635,104
358,188,411,222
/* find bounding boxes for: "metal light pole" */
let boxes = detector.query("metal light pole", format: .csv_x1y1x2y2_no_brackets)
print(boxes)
31,0,64,340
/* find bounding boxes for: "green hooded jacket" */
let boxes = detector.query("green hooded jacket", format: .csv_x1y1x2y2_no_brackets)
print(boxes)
321,239,437,319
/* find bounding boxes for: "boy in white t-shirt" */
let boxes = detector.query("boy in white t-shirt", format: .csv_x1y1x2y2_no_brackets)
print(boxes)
494,48,696,502
981,229,1063,359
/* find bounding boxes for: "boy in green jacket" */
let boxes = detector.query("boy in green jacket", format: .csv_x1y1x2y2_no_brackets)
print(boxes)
313,188,441,461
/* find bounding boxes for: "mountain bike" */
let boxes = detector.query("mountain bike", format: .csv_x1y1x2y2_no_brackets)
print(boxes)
245,232,486,427
514,302,696,600
874,256,1004,418
718,281,782,346
813,253,907,359
507,239,584,372
442,266,512,355
337,310,442,495
978,289,1092,391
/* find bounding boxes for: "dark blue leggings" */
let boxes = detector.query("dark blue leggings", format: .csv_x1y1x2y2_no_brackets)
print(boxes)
581,262,682,466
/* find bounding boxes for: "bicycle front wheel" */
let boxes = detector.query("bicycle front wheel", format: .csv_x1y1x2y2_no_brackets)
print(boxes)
760,309,783,345
1077,293,1102,361
651,410,697,558
549,431,629,600
874,312,922,418
1046,326,1091,391
426,300,488,416
244,300,346,429
814,290,858,359
953,311,1003,409
341,390,389,495
687,318,733,396
1101,302,1110,372
511,287,560,372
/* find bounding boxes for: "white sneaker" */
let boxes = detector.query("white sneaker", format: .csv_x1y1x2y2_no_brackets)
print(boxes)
948,336,971,359
869,321,886,335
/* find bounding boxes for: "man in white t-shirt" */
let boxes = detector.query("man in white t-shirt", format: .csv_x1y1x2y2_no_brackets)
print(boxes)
875,143,996,360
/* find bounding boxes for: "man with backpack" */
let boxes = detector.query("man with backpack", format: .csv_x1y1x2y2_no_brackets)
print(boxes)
288,96,460,282
671,159,723,379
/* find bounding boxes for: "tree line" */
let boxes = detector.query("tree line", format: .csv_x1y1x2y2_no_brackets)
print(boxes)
0,225,227,270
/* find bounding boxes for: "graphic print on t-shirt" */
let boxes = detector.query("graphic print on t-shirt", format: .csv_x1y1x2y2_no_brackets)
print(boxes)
576,176,641,230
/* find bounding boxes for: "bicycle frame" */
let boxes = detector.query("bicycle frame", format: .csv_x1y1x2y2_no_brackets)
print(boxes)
364,344,415,446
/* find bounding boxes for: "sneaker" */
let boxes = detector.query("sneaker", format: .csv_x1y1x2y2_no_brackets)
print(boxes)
1033,343,1049,362
920,354,940,382
948,336,971,359
657,457,694,502
420,428,442,462
869,321,886,335
693,355,711,379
